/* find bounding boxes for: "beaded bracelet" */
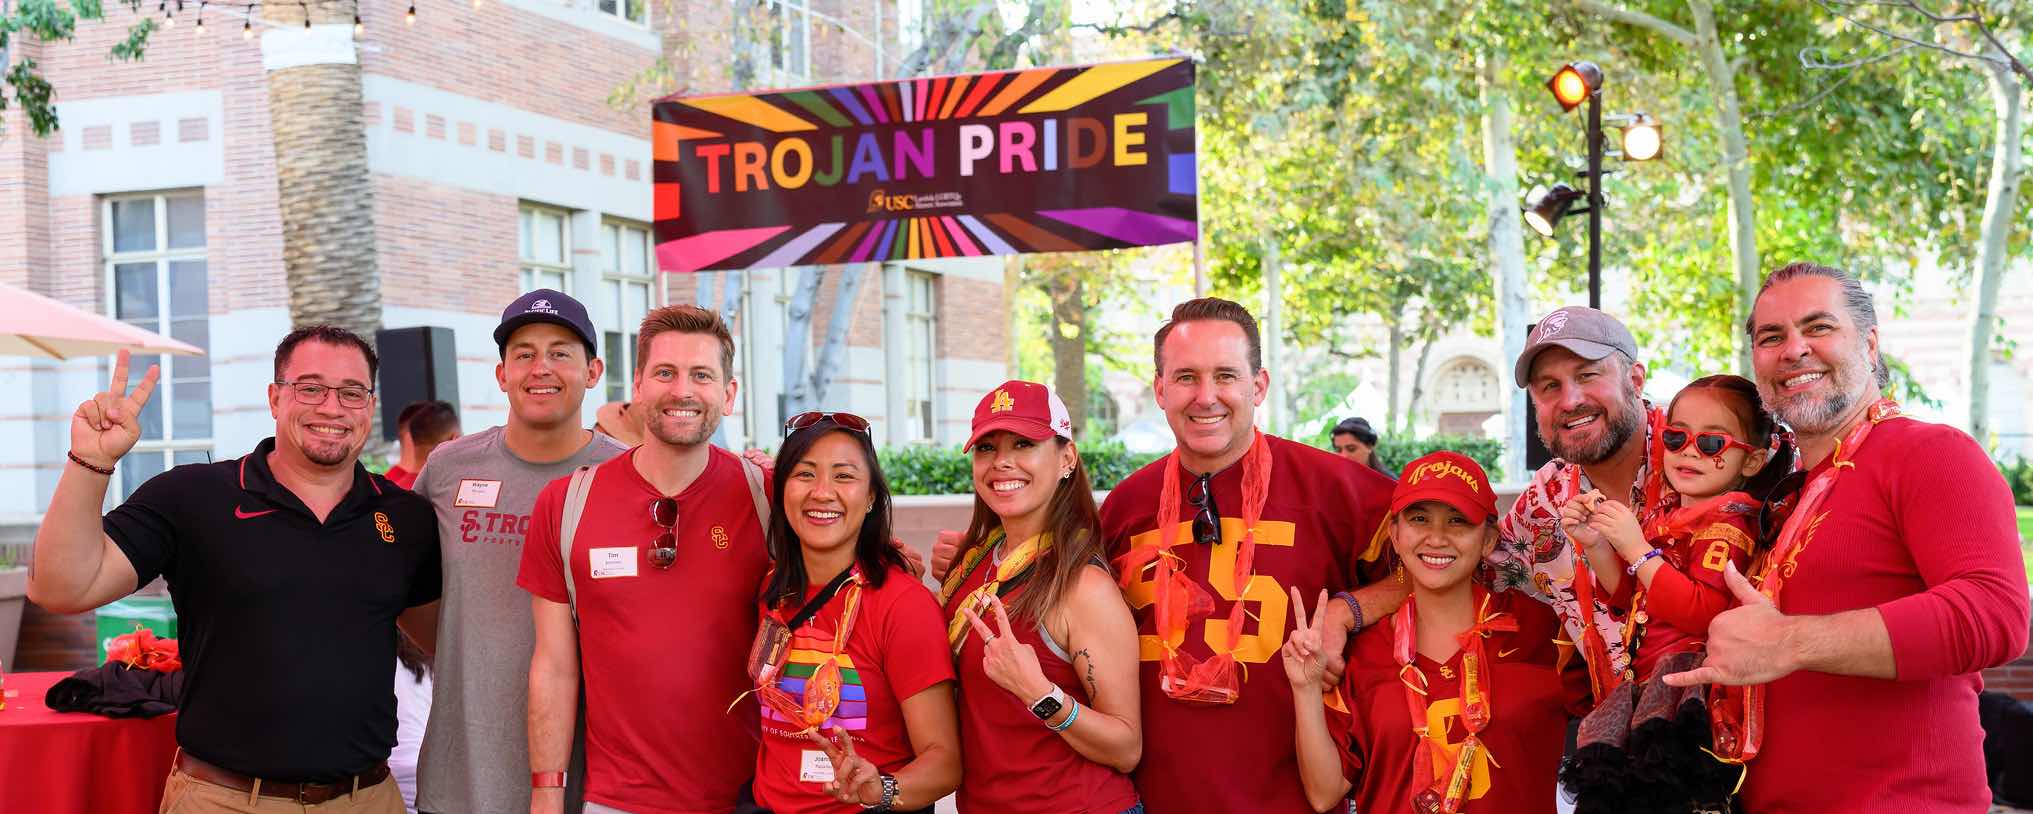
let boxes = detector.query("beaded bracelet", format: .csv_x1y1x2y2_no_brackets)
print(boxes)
1626,548,1664,576
67,451,115,476
1336,591,1365,635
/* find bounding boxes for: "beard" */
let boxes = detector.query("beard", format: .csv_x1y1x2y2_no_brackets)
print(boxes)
644,398,720,447
1542,380,1644,465
299,431,359,467
1760,342,1871,436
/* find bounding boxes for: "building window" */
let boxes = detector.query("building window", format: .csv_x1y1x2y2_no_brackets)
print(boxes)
904,271,936,441
767,0,810,79
600,219,658,404
520,204,572,294
595,0,644,24
104,192,212,499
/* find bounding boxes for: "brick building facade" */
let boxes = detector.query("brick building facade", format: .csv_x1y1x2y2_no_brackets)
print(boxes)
0,0,1011,668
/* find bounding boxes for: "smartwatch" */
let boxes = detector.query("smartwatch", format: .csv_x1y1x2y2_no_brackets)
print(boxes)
1029,685,1068,722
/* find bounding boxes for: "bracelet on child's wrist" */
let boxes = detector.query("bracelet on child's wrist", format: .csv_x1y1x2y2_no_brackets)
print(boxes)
1625,548,1663,576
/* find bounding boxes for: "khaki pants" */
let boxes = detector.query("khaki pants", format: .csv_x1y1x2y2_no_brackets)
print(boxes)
158,768,405,814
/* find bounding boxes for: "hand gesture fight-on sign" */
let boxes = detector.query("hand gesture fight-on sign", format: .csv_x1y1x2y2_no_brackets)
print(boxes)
961,594,1050,702
1280,587,1334,692
71,349,160,472
810,725,883,807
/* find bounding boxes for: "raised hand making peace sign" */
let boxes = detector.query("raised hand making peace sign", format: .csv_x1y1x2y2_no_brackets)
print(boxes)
1279,587,1334,692
810,725,884,807
960,594,1053,703
71,349,160,472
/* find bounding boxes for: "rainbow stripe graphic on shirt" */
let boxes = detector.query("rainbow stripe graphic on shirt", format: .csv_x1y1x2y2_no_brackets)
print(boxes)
761,632,869,733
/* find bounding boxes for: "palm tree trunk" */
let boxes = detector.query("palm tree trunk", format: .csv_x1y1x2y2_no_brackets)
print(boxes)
263,0,381,343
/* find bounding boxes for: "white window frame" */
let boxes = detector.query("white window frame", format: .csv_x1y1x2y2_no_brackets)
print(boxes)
903,270,937,442
592,0,646,25
599,218,661,404
102,191,213,498
519,203,574,294
766,0,812,80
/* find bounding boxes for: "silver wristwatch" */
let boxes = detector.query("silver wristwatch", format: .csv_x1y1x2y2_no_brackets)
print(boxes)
861,773,898,811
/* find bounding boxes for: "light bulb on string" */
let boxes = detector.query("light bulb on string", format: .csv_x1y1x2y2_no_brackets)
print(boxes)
472,0,482,11
242,17,253,38
405,3,415,24
164,9,175,27
353,13,362,35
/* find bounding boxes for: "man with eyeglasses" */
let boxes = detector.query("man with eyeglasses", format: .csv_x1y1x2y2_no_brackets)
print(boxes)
408,289,627,814
518,304,772,814
1094,297,1400,814
29,326,441,814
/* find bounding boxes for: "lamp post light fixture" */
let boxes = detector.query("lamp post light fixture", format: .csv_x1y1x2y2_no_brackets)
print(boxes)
1525,61,1662,310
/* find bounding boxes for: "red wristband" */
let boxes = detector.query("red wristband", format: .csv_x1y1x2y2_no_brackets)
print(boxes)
532,771,566,789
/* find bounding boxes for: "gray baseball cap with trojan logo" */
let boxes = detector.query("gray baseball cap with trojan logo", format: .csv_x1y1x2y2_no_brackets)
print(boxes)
1512,306,1639,388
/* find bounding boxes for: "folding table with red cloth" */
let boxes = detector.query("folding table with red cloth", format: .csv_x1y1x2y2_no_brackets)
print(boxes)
0,669,179,813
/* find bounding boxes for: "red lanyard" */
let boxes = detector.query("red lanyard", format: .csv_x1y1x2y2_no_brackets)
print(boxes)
1710,398,1901,764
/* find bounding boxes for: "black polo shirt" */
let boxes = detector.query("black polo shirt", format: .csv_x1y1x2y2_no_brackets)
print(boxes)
104,437,441,782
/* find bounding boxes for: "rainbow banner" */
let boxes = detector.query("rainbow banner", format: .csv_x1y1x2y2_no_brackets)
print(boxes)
650,57,1198,272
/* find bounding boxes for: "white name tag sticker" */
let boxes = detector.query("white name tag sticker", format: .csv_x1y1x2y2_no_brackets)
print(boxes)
799,750,835,783
588,547,639,579
453,479,502,508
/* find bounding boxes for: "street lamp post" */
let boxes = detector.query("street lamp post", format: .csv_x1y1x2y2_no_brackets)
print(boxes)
1527,61,1660,311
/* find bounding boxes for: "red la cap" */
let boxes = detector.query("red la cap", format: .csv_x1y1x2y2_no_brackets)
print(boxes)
1390,451,1499,525
966,380,1074,449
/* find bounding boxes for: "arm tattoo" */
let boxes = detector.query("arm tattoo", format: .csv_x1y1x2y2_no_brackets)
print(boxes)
1072,647,1098,698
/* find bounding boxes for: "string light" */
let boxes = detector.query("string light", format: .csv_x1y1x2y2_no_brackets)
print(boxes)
471,0,481,10
302,0,310,30
194,3,205,34
405,2,414,25
164,8,175,26
242,16,252,38
353,12,362,35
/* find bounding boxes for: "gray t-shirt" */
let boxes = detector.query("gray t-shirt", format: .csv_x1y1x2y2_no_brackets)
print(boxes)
412,426,628,814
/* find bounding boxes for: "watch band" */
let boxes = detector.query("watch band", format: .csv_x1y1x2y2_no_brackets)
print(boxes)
860,773,898,811
531,770,567,789
1028,684,1068,722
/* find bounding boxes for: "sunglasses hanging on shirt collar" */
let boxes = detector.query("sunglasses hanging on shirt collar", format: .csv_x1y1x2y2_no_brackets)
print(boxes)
1187,472,1222,545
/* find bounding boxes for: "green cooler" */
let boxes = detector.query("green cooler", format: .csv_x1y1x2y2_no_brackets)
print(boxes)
96,596,178,663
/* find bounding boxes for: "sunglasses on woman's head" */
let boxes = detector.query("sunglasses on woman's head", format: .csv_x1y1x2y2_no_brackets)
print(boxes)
783,411,871,437
648,497,679,570
1661,428,1757,460
1187,473,1221,545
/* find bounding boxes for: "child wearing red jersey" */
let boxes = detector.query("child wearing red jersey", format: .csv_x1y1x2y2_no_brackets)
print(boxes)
748,413,958,814
1285,452,1571,814
941,381,1143,814
1558,375,1795,813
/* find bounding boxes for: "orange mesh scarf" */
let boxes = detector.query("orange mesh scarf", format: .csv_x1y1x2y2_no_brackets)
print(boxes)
1114,431,1272,705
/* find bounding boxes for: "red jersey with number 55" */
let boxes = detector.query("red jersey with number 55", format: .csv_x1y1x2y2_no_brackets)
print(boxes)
1098,435,1394,814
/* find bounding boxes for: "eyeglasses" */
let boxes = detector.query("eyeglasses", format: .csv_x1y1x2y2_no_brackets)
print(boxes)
275,380,374,409
648,497,679,570
783,411,871,437
1661,428,1758,460
1187,473,1221,545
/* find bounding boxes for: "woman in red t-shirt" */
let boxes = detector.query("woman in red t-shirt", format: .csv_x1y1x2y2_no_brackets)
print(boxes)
939,381,1143,814
749,413,959,813
1283,451,1569,814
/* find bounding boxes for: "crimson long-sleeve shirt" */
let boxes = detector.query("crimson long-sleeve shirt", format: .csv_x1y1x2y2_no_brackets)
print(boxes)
1741,417,2029,813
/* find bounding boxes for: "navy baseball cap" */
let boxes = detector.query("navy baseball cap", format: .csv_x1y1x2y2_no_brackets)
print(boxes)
494,289,598,357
